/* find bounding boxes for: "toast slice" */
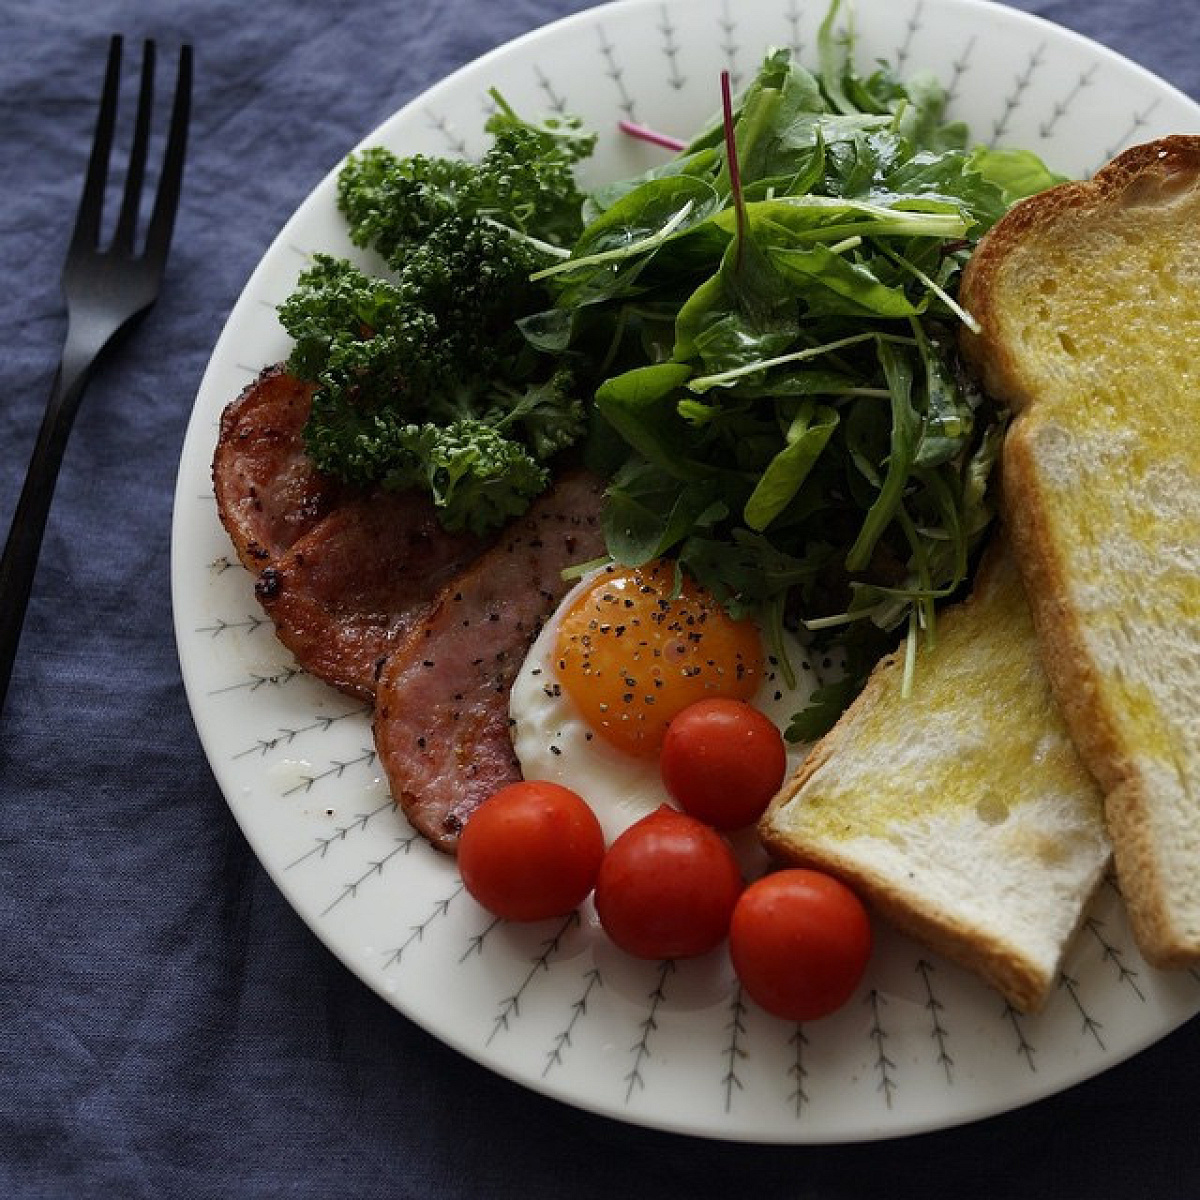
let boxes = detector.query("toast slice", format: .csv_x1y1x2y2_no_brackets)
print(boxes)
959,136,1200,968
759,541,1109,1012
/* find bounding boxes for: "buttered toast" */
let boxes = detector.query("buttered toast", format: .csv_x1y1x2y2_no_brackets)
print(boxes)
759,541,1109,1012
959,136,1200,968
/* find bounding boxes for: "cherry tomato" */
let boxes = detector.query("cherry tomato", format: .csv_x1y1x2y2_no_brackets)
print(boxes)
729,869,872,1021
458,781,605,922
660,698,788,830
594,805,743,959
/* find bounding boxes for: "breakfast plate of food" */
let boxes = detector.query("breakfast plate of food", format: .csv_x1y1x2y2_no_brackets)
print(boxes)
172,0,1200,1142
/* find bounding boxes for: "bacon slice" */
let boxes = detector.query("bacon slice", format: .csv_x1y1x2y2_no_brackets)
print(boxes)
255,490,488,701
373,470,607,851
212,364,342,570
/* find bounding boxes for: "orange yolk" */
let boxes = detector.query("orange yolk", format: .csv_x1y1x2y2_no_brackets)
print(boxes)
552,560,764,758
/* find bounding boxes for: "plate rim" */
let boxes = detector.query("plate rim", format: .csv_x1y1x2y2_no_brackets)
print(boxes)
171,0,1200,1144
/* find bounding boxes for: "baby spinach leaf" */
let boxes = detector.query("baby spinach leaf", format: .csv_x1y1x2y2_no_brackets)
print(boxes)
541,174,722,282
674,234,799,374
721,196,971,246
603,459,727,565
583,145,721,217
593,362,706,479
967,144,1068,206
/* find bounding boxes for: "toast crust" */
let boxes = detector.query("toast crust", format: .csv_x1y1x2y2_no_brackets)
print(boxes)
960,136,1200,411
958,136,1200,967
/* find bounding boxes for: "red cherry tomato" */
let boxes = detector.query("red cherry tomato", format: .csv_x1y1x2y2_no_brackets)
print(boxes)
729,869,872,1021
458,781,605,922
594,805,743,959
660,698,788,830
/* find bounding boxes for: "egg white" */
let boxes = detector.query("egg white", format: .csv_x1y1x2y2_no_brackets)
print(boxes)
509,571,822,844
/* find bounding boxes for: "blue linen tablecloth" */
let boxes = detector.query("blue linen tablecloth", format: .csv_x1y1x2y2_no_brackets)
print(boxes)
2,0,1198,1195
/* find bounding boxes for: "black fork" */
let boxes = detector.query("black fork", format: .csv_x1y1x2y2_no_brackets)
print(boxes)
0,36,192,717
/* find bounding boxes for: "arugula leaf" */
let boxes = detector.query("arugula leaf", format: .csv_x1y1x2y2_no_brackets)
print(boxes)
844,338,921,572
816,0,859,116
743,401,840,531
680,528,828,618
786,676,861,742
769,242,925,319
910,324,973,468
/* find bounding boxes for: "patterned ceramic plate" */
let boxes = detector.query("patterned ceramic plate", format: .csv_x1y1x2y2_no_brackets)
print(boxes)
173,0,1200,1142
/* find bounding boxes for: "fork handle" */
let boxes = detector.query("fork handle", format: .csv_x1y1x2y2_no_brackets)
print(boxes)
0,360,91,716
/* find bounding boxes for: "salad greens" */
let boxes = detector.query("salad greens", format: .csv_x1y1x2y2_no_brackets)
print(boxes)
276,0,1065,733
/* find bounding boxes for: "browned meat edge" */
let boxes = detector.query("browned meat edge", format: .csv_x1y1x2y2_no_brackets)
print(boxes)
212,364,341,570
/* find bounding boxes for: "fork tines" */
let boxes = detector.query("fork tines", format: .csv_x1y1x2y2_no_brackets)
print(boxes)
0,34,192,719
74,35,193,263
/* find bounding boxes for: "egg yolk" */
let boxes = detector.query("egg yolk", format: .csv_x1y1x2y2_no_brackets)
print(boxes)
552,560,764,758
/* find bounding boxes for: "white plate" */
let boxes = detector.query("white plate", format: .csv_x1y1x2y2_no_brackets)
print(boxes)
172,0,1200,1143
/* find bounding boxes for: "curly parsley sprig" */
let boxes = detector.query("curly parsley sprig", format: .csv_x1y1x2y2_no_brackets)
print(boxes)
277,93,596,535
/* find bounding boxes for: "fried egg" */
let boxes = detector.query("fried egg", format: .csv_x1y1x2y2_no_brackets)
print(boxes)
509,560,821,843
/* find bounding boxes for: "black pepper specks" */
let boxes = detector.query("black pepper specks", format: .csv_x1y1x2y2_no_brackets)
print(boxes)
256,567,282,600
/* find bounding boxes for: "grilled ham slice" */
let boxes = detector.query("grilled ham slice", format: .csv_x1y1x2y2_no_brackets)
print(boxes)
374,470,606,852
255,489,488,701
212,364,342,570
213,367,608,848
213,363,489,699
